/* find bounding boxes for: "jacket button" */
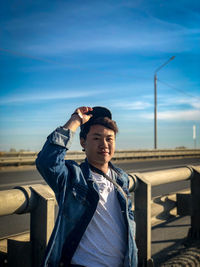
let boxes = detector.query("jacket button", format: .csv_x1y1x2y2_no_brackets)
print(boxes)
59,262,64,267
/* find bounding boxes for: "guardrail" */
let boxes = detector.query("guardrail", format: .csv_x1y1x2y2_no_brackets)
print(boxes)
0,149,200,166
134,165,200,266
0,185,55,267
0,165,200,266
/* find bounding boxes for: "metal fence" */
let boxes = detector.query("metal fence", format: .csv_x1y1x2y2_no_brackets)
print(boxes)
134,165,200,266
0,149,200,166
0,165,200,266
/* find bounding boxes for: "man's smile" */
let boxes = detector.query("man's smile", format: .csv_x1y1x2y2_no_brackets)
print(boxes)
98,150,110,155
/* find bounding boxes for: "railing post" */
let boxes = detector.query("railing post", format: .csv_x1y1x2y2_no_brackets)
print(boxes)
189,166,200,239
134,174,153,266
7,186,34,267
30,185,55,267
7,239,32,267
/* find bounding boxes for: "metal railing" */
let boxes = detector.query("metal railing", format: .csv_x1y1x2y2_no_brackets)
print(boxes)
0,165,200,266
0,149,200,166
0,185,55,267
132,165,200,266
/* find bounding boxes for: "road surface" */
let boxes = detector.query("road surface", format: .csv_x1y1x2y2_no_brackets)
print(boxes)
0,157,199,192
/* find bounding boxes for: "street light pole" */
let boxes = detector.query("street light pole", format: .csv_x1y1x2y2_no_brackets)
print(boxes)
154,56,175,149
154,73,157,150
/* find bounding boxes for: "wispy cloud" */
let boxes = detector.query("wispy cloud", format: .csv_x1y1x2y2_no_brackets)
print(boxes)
138,95,200,121
112,100,152,110
177,98,200,109
0,90,104,105
141,109,200,121
158,96,200,109
24,25,200,55
4,1,200,56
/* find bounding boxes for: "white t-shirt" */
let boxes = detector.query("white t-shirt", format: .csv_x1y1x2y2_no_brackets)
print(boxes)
71,168,127,267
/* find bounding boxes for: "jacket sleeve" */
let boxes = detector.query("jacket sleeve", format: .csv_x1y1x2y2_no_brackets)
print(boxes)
36,127,76,197
127,180,135,219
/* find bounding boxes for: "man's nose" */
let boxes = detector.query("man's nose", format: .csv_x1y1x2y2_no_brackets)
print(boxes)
99,139,108,147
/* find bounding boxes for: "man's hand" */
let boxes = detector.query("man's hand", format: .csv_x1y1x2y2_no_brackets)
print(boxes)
62,106,93,132
73,106,93,125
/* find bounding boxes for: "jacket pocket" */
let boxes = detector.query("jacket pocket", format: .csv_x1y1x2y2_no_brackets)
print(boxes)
62,184,90,223
71,183,90,205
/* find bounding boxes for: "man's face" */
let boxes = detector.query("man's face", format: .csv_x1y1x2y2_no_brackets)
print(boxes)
81,124,115,167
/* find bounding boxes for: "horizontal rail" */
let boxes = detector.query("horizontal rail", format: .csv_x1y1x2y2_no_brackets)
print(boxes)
0,166,199,217
0,149,200,166
1,149,200,158
0,185,189,226
1,149,200,156
134,165,200,186
0,189,28,216
0,185,54,216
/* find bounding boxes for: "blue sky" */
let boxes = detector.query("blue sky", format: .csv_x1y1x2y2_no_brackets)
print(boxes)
0,0,200,151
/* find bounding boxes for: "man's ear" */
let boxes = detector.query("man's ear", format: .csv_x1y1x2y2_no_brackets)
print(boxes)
80,137,86,149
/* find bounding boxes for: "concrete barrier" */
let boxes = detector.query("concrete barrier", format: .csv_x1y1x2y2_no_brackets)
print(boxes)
0,149,200,166
0,165,200,266
0,184,55,267
133,165,200,266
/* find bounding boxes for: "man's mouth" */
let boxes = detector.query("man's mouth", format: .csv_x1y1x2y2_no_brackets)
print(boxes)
98,150,109,155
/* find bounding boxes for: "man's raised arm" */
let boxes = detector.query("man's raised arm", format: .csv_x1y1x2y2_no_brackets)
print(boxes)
35,106,93,194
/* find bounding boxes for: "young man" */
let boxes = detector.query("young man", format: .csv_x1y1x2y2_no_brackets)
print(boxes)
36,106,138,267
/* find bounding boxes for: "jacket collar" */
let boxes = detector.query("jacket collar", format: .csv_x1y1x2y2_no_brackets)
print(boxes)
80,158,93,181
80,158,124,185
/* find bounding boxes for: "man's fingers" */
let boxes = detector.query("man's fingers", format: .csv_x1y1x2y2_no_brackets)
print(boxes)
87,114,93,119
81,113,93,124
76,106,93,115
71,107,93,125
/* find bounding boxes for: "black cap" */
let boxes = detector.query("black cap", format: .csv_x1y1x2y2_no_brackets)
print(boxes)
86,106,112,119
80,106,112,138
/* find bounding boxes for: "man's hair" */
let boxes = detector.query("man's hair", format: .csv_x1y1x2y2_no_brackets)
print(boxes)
80,117,118,140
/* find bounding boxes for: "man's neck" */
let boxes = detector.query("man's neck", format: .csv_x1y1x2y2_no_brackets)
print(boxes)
89,161,109,174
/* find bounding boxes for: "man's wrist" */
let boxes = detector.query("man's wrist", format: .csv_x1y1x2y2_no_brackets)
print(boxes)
71,112,83,125
62,116,81,131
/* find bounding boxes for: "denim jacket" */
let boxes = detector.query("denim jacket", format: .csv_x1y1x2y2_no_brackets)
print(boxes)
36,127,138,267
